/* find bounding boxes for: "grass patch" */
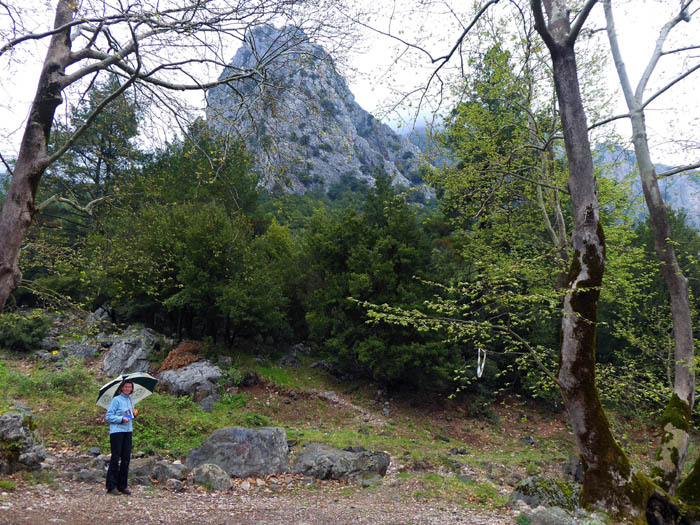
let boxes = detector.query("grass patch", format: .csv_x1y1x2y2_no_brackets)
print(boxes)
0,480,16,491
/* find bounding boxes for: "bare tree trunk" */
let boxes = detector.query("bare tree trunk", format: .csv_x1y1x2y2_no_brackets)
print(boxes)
633,120,695,493
602,0,696,494
532,1,656,518
0,0,76,312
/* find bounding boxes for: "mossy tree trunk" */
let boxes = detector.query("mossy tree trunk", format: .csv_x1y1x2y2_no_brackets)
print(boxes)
603,0,696,494
532,0,658,519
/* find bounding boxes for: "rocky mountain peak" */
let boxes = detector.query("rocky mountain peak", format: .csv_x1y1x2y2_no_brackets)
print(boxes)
206,25,424,194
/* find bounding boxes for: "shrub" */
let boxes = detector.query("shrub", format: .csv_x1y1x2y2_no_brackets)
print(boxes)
0,312,49,352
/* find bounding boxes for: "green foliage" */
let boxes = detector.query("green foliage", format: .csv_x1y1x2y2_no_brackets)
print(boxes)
300,173,460,390
240,411,270,427
0,312,49,352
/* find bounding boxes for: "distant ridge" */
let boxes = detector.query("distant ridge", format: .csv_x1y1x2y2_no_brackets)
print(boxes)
596,144,700,228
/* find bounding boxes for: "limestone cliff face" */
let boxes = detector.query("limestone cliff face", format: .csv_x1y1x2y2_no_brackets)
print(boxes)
206,25,423,193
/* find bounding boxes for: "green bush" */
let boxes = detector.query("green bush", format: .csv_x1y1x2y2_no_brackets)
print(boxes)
0,312,49,352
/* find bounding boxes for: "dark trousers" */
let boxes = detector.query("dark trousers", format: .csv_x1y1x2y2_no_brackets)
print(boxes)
106,431,132,491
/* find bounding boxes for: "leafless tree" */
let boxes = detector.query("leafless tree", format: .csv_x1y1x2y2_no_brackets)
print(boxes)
603,0,700,496
0,0,353,312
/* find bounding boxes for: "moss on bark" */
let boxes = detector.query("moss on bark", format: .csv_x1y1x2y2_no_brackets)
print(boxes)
678,454,700,506
652,394,692,492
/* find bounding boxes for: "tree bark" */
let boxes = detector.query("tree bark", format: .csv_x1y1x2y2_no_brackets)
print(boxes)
0,0,76,312
532,0,655,518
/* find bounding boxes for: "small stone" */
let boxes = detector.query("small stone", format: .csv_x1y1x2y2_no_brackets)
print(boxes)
240,481,251,491
166,478,184,491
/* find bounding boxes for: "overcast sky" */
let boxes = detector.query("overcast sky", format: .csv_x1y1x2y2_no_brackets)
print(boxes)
1,1,698,167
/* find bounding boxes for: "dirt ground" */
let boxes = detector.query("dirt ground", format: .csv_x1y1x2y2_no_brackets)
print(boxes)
0,479,514,525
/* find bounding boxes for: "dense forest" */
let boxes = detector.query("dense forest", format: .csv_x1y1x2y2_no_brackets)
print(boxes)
2,68,698,419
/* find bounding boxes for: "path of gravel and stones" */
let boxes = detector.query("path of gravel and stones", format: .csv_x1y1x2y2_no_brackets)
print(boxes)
1,478,514,525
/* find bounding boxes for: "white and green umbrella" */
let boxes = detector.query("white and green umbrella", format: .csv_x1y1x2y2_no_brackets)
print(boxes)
96,372,158,410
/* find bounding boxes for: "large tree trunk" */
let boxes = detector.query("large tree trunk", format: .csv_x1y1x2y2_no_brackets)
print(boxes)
532,1,656,519
0,0,76,312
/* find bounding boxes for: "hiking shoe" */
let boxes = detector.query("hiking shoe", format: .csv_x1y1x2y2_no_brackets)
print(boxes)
107,489,121,496
119,489,132,495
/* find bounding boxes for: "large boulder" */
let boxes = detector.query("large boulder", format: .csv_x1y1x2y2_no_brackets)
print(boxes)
192,463,232,491
186,426,288,478
0,411,46,474
158,360,222,400
103,326,160,376
509,477,581,512
292,443,390,484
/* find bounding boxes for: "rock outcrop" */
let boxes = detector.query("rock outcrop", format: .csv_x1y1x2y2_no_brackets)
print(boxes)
103,326,160,376
292,443,390,484
207,25,425,194
0,411,46,474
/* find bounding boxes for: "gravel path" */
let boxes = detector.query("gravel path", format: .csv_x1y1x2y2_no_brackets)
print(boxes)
1,480,514,524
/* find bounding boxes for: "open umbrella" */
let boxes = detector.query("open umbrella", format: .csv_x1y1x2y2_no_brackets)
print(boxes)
96,372,158,410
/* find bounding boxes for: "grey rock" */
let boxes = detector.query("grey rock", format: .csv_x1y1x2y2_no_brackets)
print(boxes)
186,426,289,478
103,326,160,376
520,436,535,446
563,453,584,484
207,25,429,196
76,469,104,483
39,336,60,351
290,343,312,355
62,341,98,360
0,411,46,474
128,457,157,478
152,460,188,482
131,476,152,487
199,395,218,412
509,477,580,512
87,447,101,456
278,353,302,368
158,360,223,399
36,350,63,362
292,443,390,483
217,356,233,367
87,304,115,327
192,463,232,491
165,478,185,491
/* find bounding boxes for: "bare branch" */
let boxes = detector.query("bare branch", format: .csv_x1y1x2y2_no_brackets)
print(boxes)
642,61,700,110
656,162,700,179
36,194,111,215
567,0,599,46
0,152,13,176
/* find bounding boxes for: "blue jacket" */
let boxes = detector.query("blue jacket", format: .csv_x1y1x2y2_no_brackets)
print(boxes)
105,393,134,434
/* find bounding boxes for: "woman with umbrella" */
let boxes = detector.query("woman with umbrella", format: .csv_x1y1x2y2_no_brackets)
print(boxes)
98,372,157,496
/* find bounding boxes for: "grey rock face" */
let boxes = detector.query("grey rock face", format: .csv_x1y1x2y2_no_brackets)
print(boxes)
103,326,160,376
291,443,390,483
0,411,46,474
509,477,580,512
186,426,289,478
192,463,232,491
158,360,223,399
207,25,426,194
